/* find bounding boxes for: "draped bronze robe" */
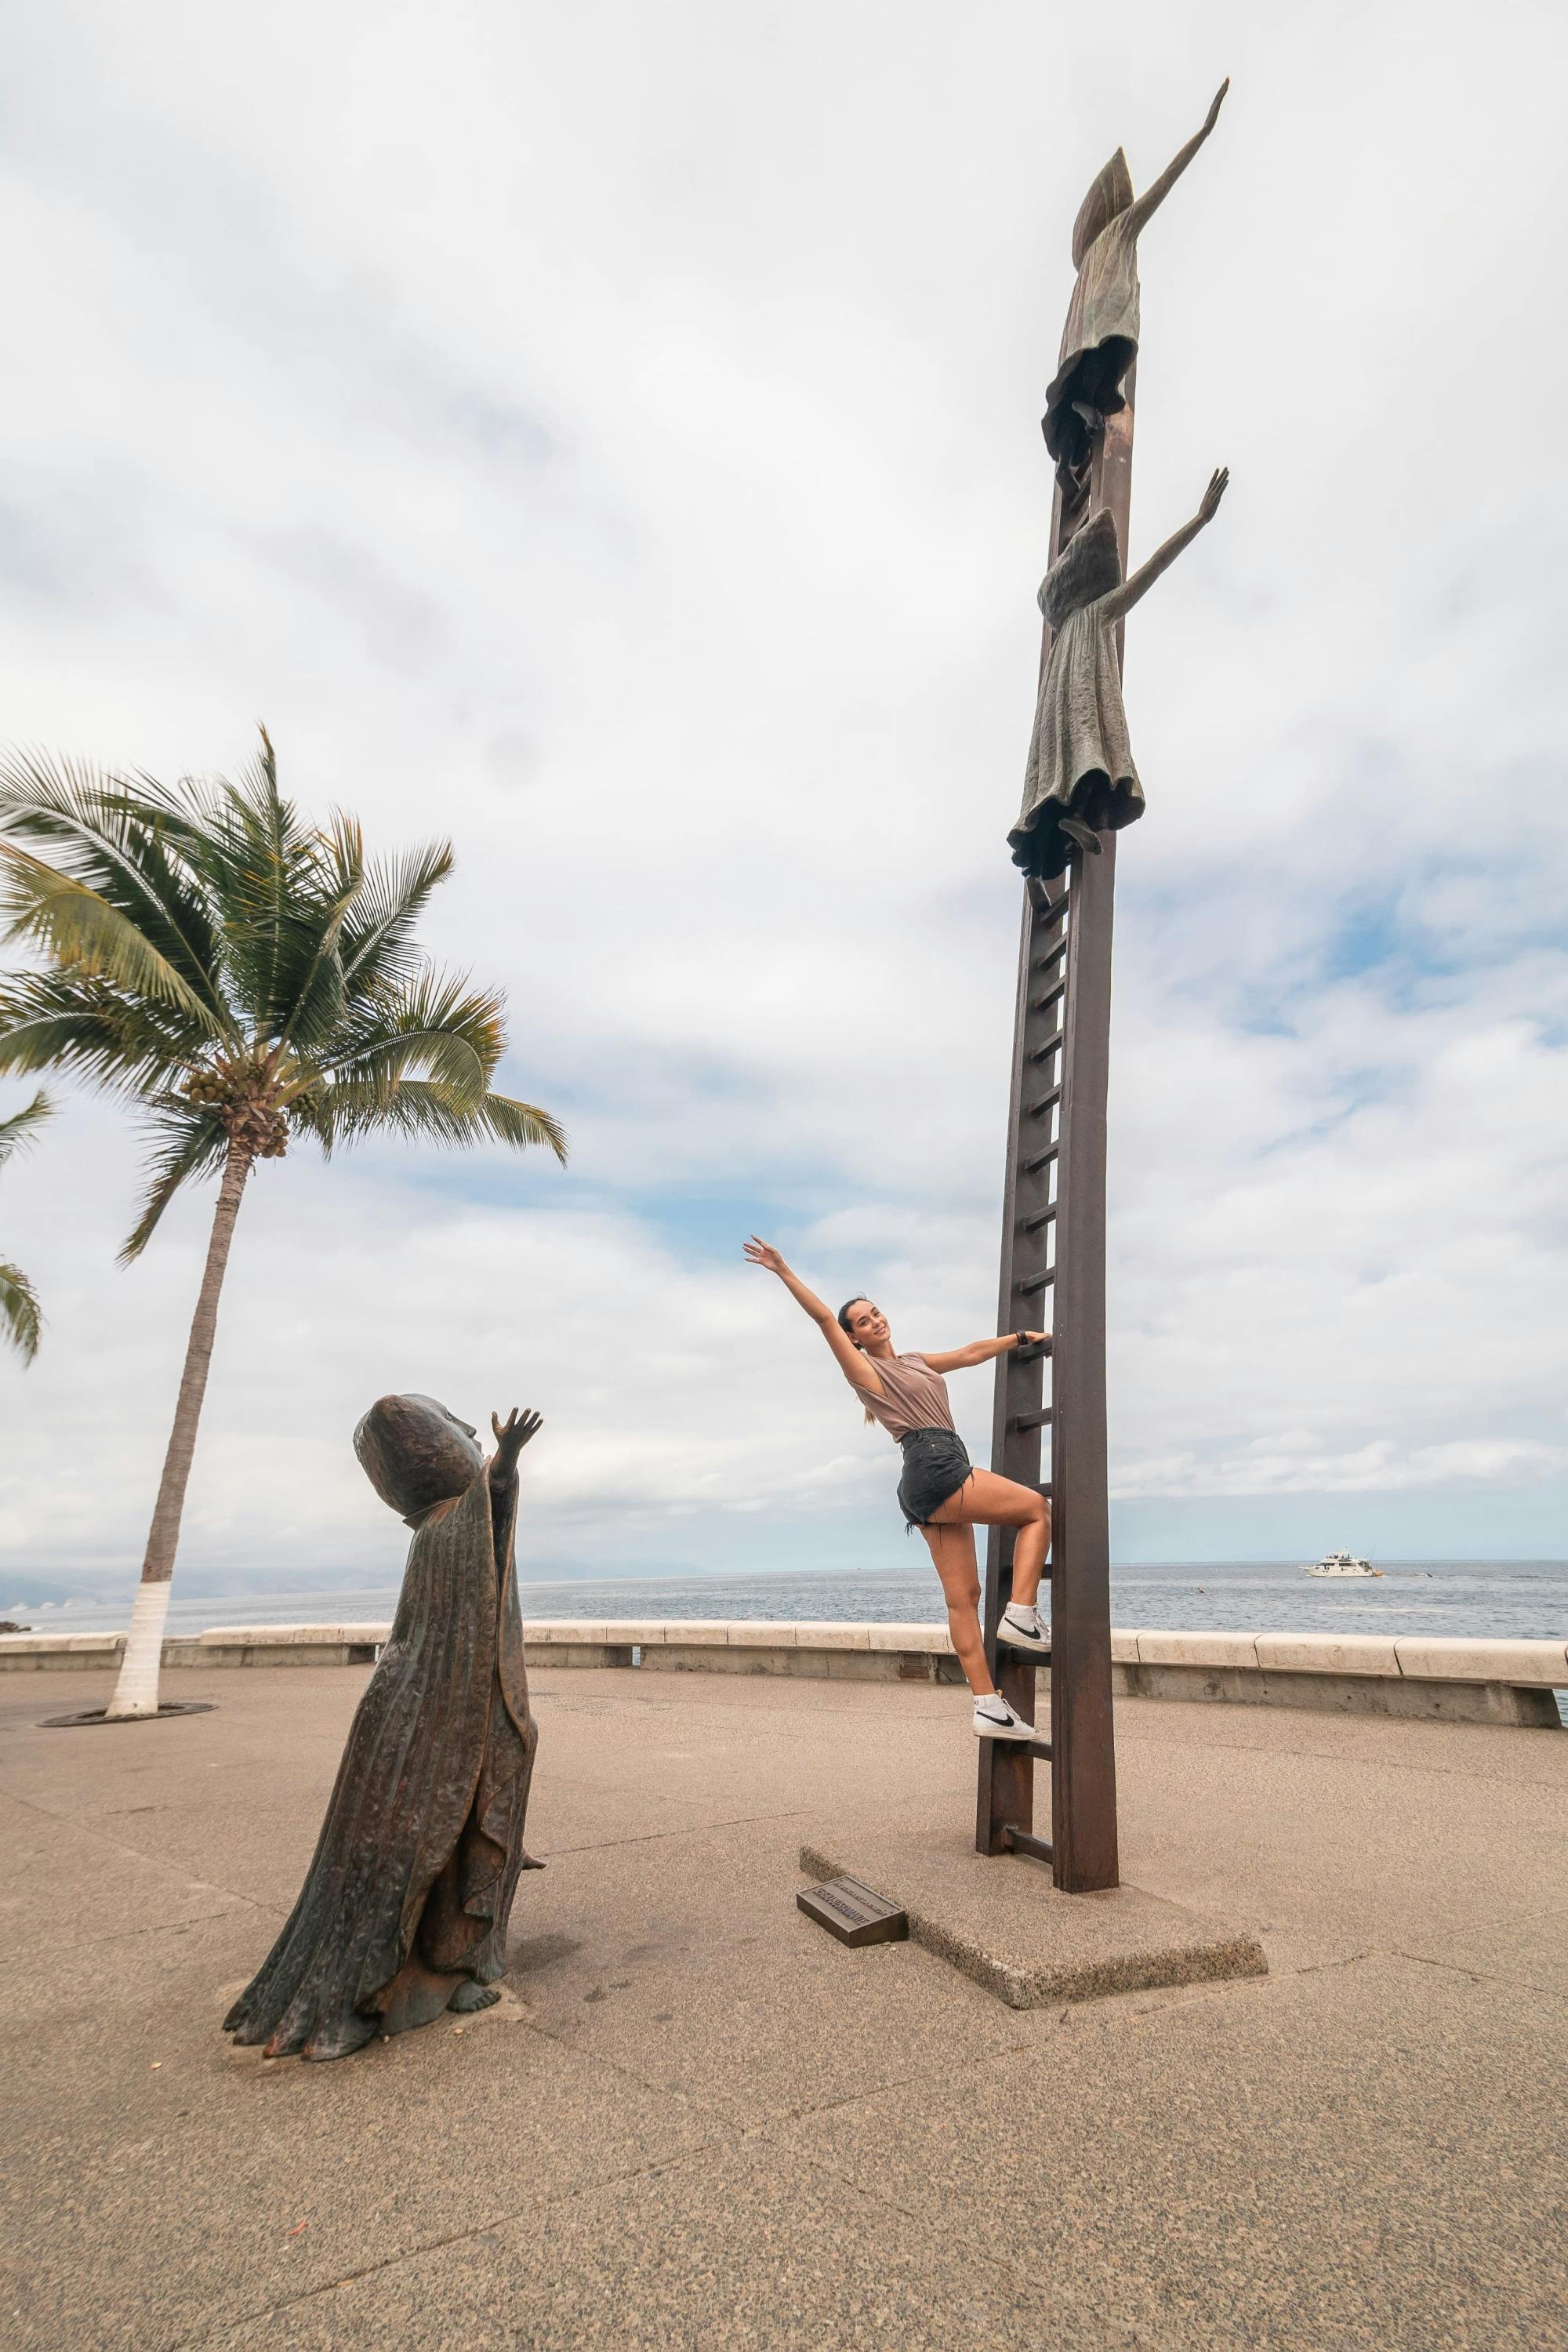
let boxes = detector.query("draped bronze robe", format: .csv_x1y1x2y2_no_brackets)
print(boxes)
1008,510,1145,881
1041,152,1141,487
1009,589,1145,880
224,1464,538,2061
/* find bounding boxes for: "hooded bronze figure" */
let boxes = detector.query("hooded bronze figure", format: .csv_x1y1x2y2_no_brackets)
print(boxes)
224,1396,543,2060
1043,82,1228,491
1010,471,1229,880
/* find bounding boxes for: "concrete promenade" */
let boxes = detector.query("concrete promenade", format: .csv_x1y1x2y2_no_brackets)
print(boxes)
3,1664,1565,2350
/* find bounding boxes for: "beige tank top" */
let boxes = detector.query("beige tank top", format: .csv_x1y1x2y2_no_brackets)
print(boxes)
848,1352,955,1440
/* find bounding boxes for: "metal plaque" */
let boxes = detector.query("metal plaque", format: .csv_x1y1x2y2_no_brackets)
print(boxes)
797,1875,908,1949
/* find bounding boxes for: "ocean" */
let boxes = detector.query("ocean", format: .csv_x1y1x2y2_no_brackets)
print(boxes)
13,1556,1568,1647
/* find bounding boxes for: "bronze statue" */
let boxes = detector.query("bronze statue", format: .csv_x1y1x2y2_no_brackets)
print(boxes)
1044,81,1228,492
1008,470,1228,879
225,1396,543,2061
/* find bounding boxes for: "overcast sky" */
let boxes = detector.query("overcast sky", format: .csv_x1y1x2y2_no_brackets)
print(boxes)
2,1,1565,1603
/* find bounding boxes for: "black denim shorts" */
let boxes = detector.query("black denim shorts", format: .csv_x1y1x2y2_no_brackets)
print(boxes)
896,1427,973,1530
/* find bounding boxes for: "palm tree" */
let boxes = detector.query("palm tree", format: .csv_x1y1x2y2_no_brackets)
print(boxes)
0,732,564,1720
0,1088,53,1361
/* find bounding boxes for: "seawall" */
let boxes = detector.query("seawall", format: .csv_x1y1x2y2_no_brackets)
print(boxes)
2,1618,1563,1726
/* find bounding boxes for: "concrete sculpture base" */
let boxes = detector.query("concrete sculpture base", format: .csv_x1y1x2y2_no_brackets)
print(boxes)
800,1824,1266,2011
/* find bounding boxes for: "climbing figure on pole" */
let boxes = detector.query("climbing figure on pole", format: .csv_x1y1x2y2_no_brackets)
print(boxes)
743,1239,1051,1743
1009,469,1229,879
1044,79,1229,499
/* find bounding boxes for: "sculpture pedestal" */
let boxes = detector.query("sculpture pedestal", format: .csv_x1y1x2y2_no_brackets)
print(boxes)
800,1820,1264,2011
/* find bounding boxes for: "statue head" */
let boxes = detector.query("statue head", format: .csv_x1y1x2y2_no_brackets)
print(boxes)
1041,507,1122,630
354,1393,484,1526
1071,149,1134,269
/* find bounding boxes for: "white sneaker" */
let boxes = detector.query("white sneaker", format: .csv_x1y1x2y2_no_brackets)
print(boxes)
997,1605,1051,1658
973,1693,1039,1742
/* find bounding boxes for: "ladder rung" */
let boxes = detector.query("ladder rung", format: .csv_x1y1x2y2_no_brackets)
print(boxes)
1029,884,1071,927
1022,1203,1058,1232
1027,1029,1063,1065
1023,1739,1053,1761
1030,979,1066,1015
1025,1086,1062,1120
1018,1269,1055,1294
1009,1408,1051,1432
1022,1144,1060,1174
1001,1825,1054,1865
1033,939,1068,973
1013,1337,1052,1358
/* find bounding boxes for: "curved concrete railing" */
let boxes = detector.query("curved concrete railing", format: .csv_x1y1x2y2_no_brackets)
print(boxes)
1,1617,1563,1724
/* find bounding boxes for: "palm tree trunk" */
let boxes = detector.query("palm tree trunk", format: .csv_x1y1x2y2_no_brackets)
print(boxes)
105,1136,253,1720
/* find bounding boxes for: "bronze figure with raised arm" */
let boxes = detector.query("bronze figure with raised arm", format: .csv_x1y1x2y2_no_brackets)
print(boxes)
1009,467,1229,880
744,1238,1052,1746
1044,79,1229,490
224,1395,544,2060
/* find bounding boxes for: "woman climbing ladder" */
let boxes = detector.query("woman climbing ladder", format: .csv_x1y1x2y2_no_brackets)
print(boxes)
743,1239,1051,1742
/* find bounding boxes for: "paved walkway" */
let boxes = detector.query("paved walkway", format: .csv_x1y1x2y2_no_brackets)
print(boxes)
3,1664,1564,2350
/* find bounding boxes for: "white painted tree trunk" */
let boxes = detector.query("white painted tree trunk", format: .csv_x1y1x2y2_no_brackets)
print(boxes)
111,1578,174,1716
104,1138,252,1721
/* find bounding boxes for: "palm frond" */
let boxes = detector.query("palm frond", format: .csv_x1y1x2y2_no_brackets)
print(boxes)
337,839,455,1000
471,1091,568,1159
192,724,361,1040
295,1076,566,1161
0,1259,42,1362
0,971,203,1098
0,750,232,1029
0,1087,52,1165
0,842,221,1026
118,1110,231,1263
308,969,506,1109
270,808,365,1056
220,726,292,1028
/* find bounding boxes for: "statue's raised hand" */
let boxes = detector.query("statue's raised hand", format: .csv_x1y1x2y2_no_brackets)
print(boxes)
490,1407,543,1477
1197,466,1229,525
1204,78,1229,135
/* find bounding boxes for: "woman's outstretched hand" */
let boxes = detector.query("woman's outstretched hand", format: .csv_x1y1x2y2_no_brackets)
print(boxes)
743,1236,788,1276
490,1407,543,1476
1197,466,1229,525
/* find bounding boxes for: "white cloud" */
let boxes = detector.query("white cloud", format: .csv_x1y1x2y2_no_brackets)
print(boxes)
1,1,1566,1591
1114,1438,1568,1502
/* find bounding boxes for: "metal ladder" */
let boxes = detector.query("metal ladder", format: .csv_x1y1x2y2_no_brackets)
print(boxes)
973,388,1133,1893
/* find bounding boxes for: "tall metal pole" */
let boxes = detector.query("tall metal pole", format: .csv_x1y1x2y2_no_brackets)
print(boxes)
975,375,1134,1893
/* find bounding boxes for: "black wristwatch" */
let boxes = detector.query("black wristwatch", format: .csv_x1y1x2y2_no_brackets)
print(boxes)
1014,1330,1031,1348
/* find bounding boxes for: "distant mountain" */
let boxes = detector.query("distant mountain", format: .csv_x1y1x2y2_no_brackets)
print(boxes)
0,1555,739,1614
0,1575,111,1611
0,1562,388,1611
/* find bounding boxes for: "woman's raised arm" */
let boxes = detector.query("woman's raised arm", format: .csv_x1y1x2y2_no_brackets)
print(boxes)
921,1332,1047,1375
743,1237,883,1393
1124,79,1229,238
1104,469,1228,620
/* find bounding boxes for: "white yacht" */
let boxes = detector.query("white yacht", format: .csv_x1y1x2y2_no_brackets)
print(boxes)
1305,1550,1382,1578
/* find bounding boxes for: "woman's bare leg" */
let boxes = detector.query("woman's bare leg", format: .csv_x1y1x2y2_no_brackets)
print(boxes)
930,1470,1051,1610
917,1520,995,1697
